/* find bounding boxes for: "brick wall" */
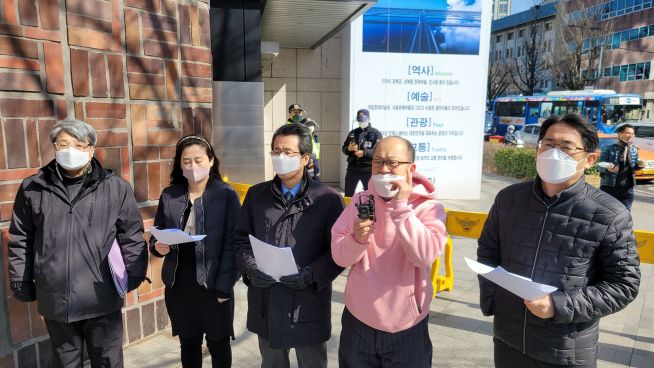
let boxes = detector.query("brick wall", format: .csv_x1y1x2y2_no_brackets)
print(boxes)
0,0,214,366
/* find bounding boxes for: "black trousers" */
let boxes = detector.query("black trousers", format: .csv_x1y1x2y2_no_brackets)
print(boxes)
257,336,326,368
180,335,231,368
599,185,635,210
338,308,432,368
494,338,597,368
344,170,372,197
44,310,123,368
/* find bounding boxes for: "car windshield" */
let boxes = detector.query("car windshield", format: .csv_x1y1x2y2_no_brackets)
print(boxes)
635,126,654,139
601,105,642,126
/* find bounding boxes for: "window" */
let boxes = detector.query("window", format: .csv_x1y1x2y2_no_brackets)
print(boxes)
639,26,648,38
612,32,621,48
630,28,639,40
540,102,553,118
650,25,654,36
519,29,525,37
645,62,651,79
545,22,551,31
635,63,645,79
603,67,612,77
620,65,628,81
627,63,636,80
495,102,526,117
517,46,522,57
612,65,621,76
582,39,591,53
507,32,513,40
506,49,510,58
496,35,502,43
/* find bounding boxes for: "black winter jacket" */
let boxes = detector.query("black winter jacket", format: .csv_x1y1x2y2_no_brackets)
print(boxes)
8,159,148,323
477,177,640,365
342,125,382,172
234,174,344,349
149,176,240,297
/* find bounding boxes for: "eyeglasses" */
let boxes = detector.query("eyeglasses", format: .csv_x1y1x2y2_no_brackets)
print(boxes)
371,159,412,169
538,139,585,155
269,150,302,157
54,141,91,151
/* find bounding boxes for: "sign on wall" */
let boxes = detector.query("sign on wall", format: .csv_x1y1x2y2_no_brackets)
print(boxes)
349,0,492,199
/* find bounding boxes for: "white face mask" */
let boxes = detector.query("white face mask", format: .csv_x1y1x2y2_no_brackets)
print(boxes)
55,148,90,170
272,154,301,175
370,174,405,198
536,148,587,184
183,166,210,183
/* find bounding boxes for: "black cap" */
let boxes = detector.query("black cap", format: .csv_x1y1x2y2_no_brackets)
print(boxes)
357,109,370,118
289,104,303,113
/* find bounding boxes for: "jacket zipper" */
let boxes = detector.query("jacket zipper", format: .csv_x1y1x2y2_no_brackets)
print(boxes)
197,196,208,288
171,193,189,288
523,187,561,354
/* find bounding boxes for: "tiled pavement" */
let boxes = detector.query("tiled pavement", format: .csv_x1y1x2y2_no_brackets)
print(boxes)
123,174,654,367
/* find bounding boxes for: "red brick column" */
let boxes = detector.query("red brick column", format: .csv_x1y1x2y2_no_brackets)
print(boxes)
0,0,215,365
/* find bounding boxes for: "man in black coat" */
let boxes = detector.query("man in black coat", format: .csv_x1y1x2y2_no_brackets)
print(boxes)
477,114,641,367
342,109,382,196
235,123,344,368
8,119,148,368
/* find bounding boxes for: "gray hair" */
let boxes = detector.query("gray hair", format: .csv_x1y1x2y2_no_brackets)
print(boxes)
50,118,97,146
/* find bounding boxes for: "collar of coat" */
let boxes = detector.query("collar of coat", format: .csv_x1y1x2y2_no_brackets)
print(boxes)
36,158,112,189
270,171,313,210
532,175,585,205
165,174,225,204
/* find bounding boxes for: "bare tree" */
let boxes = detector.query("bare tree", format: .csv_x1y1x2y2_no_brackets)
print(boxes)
509,6,551,95
487,61,511,101
550,0,614,90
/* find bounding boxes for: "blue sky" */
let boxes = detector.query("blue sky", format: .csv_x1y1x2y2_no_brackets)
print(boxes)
511,0,533,14
374,0,480,11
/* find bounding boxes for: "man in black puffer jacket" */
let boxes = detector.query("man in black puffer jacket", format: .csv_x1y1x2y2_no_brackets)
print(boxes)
477,114,640,367
9,119,147,368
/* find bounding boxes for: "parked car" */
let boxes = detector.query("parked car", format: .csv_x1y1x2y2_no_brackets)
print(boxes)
515,124,540,147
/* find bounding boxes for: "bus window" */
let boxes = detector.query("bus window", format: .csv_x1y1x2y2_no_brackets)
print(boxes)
602,104,642,126
585,101,599,123
495,102,526,117
540,102,553,117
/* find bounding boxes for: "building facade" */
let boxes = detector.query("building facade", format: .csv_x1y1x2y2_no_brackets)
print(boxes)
493,0,512,19
575,0,654,119
489,2,558,95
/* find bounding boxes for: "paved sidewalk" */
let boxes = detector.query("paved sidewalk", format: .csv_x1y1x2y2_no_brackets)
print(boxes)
123,174,654,367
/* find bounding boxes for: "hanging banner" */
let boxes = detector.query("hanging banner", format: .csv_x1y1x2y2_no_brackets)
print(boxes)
349,0,491,199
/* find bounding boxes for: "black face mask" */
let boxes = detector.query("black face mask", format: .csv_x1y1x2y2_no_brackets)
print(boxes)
356,115,369,123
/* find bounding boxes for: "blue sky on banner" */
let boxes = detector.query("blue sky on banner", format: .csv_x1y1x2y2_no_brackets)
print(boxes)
373,0,480,11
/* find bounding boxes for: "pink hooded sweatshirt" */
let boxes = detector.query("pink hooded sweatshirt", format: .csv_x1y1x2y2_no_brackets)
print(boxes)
331,172,447,333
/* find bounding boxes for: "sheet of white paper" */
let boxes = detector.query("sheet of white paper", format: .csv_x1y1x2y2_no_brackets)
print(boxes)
464,257,557,301
248,235,299,281
148,227,206,245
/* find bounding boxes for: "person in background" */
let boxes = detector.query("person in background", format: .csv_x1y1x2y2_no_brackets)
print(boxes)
8,118,147,368
504,125,517,145
598,123,641,210
287,103,305,124
300,117,321,181
477,114,640,367
235,124,344,368
342,109,383,197
332,136,447,367
150,135,240,368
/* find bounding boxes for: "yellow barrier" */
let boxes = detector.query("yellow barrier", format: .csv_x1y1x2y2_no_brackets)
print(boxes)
226,181,652,299
635,230,654,264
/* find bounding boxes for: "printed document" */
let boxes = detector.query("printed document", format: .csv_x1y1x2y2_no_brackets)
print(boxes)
464,257,557,301
148,227,206,245
249,235,299,281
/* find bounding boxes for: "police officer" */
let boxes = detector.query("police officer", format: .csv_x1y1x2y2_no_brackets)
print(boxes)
342,109,382,197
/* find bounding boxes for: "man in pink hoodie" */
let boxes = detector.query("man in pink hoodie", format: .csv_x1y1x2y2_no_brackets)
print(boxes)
331,136,448,367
